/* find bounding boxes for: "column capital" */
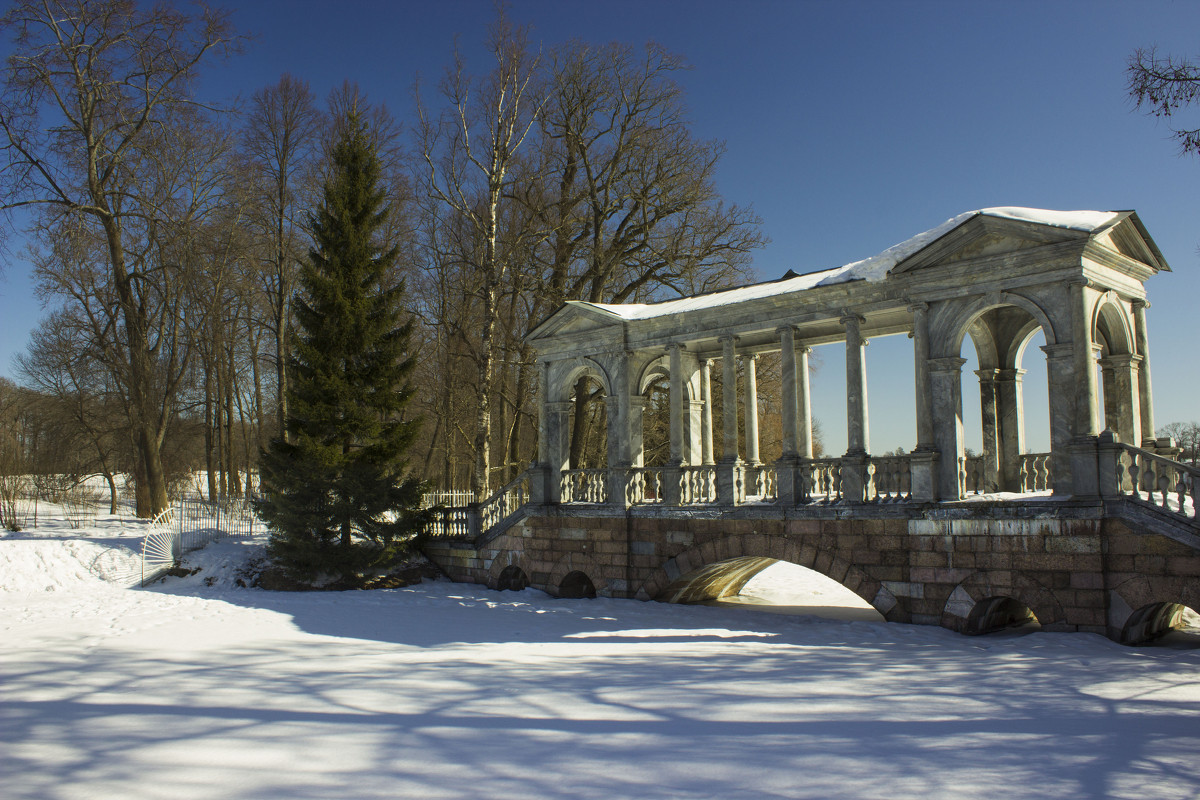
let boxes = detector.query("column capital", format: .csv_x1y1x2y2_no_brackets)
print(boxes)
975,368,1002,382
840,311,866,326
702,357,716,369
1131,298,1150,311
775,324,797,336
664,342,686,353
1040,342,1074,361
927,356,967,373
718,334,739,345
1100,353,1143,369
741,352,759,364
907,301,929,314
995,367,1027,382
1068,278,1095,290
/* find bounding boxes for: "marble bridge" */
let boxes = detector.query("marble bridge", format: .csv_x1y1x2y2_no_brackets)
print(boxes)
422,208,1199,645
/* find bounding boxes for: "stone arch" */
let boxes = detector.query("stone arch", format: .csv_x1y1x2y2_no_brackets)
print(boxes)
1108,576,1200,644
558,570,597,599
487,548,535,591
941,570,1066,634
554,357,613,402
1093,292,1133,357
638,354,672,396
964,317,1000,370
964,596,1039,635
495,564,530,591
633,533,888,618
933,291,1059,361
546,552,608,598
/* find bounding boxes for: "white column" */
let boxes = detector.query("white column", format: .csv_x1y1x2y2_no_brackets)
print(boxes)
797,345,813,458
778,326,798,458
928,356,966,499
1071,281,1100,438
1101,354,1143,447
743,353,760,465
720,336,740,463
1132,300,1156,445
842,313,870,456
910,302,934,450
700,359,715,465
668,344,685,464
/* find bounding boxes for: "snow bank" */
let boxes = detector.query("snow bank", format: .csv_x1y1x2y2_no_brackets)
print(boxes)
3,512,1199,800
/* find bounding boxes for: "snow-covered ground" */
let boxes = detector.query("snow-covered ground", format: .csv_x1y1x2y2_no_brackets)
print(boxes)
3,508,1200,800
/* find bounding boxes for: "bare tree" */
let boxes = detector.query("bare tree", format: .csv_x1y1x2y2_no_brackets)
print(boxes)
0,0,238,516
522,42,766,466
417,13,547,498
17,309,127,512
1159,421,1200,465
242,74,323,444
1129,46,1200,156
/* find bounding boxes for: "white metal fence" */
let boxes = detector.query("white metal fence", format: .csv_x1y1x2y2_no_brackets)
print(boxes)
140,497,257,586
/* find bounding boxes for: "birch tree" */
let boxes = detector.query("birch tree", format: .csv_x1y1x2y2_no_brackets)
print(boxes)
417,13,546,498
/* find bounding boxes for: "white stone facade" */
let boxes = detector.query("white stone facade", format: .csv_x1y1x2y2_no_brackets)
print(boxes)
525,209,1170,506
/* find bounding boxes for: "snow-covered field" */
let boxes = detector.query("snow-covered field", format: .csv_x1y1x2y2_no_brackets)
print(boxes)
3,509,1200,799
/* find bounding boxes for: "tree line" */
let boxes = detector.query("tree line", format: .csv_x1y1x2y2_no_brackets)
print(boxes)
0,0,764,517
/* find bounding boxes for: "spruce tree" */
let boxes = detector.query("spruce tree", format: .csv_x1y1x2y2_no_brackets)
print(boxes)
257,107,429,583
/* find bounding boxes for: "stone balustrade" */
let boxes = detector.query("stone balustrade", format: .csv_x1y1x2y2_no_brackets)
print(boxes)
680,465,717,505
626,468,663,505
1019,453,1053,492
868,456,912,503
1112,443,1198,523
561,469,609,504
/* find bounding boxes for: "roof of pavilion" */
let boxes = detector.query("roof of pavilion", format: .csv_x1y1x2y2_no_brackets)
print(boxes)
526,207,1168,344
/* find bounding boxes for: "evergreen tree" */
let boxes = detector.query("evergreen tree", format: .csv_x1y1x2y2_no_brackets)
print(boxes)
257,106,429,583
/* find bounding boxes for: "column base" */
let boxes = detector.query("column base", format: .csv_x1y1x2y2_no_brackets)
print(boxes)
1068,436,1100,498
774,456,800,505
840,454,869,504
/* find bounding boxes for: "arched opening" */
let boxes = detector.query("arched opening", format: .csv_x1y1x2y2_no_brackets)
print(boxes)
1093,299,1139,446
559,570,597,599
964,596,1040,635
568,375,608,469
1122,602,1200,646
640,371,670,468
958,305,1054,495
495,564,529,592
656,557,884,622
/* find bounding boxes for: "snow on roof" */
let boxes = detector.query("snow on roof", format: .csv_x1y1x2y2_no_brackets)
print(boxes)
585,208,1122,322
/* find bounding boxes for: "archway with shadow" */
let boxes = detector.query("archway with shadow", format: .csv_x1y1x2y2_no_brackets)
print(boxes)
1123,602,1200,648
655,557,884,623
963,596,1041,636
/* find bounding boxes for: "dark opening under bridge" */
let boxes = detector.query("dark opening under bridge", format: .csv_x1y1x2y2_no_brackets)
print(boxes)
422,208,1200,645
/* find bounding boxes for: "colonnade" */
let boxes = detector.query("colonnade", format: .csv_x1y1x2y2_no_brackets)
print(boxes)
524,211,1169,509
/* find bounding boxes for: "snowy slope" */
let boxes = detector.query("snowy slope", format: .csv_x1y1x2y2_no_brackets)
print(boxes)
3,512,1200,800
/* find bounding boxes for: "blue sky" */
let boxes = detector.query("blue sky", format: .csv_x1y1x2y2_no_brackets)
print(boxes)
1,0,1197,454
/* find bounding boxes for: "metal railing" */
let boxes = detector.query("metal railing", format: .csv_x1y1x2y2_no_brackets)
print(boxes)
139,497,257,586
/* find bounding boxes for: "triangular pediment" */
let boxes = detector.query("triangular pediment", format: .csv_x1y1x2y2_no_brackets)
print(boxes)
891,214,1088,274
1089,213,1170,273
525,301,625,342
